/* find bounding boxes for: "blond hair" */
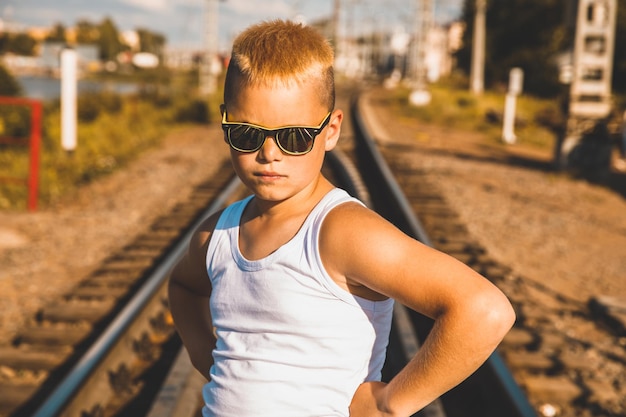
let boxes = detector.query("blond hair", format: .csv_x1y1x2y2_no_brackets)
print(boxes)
223,20,335,111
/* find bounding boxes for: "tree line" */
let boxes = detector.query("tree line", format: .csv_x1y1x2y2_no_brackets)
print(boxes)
0,17,165,62
455,0,626,101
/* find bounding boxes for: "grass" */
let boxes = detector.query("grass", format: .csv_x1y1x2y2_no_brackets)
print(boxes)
385,79,562,150
1,72,563,210
0,71,224,210
0,99,170,209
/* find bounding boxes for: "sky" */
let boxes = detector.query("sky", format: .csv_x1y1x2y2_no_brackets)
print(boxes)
0,0,464,51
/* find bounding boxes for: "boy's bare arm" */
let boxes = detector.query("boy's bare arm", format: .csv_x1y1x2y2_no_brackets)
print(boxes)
168,215,219,380
320,203,516,417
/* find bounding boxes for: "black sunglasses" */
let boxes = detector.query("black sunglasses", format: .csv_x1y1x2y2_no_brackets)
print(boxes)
221,111,332,155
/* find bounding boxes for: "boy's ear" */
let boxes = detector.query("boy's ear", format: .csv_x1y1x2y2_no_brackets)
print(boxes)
324,109,343,151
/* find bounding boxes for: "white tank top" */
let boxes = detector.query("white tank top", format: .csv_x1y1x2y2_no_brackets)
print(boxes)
203,188,394,417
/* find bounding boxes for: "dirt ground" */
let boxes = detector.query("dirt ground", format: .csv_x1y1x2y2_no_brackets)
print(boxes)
362,88,626,306
0,124,229,344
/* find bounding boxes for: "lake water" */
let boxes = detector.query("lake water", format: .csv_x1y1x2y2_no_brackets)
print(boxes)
18,76,139,101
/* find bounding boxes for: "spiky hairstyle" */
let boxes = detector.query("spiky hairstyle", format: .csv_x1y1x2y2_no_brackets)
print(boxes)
223,20,335,111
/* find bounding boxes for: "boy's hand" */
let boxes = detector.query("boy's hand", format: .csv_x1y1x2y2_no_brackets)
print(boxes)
349,381,392,417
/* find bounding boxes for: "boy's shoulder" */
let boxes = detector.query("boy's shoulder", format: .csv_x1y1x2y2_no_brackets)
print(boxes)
322,199,383,240
192,194,253,244
320,197,409,263
169,208,225,291
189,208,226,255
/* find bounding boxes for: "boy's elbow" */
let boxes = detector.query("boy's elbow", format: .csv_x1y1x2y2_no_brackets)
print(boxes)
478,291,516,342
492,300,516,339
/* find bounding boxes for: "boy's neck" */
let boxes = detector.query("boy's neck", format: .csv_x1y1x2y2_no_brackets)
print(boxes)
248,176,335,220
238,176,335,261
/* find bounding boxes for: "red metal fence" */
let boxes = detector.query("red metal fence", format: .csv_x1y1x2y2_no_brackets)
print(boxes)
0,97,42,211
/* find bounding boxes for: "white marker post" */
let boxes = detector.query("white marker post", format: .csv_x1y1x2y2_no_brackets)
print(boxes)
61,48,77,152
502,67,523,145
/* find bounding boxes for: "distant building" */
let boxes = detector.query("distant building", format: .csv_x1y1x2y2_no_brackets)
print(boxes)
332,20,464,82
1,54,40,74
40,42,65,70
164,48,200,70
447,20,465,52
2,41,101,76
425,20,465,82
40,42,100,75
121,30,140,51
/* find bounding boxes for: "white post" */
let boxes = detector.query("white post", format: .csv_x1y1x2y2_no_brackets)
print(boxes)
470,0,486,95
61,48,77,152
408,0,432,107
502,67,523,144
200,0,219,96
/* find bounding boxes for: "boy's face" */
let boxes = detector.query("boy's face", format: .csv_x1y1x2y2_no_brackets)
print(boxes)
224,80,342,203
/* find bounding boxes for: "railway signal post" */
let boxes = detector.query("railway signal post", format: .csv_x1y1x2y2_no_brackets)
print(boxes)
556,0,617,175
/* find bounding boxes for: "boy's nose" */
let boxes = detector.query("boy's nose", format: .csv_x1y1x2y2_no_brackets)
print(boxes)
258,135,282,160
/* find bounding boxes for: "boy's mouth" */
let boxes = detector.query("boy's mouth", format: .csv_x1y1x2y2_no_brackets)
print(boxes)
254,171,284,180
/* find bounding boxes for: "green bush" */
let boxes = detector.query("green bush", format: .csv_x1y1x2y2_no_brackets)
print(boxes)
389,80,559,149
0,106,31,139
77,93,102,122
0,64,21,96
76,91,123,122
174,99,210,124
99,92,123,113
0,67,227,209
0,95,175,209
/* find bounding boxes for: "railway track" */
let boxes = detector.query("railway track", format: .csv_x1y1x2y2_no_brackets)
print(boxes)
355,90,626,417
0,161,247,417
0,87,536,417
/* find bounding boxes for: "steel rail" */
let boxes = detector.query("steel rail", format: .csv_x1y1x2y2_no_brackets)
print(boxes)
347,94,445,417
350,92,537,417
30,176,242,417
147,93,454,417
33,88,537,417
145,144,436,417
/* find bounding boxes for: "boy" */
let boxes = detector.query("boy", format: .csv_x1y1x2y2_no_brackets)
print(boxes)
168,20,515,417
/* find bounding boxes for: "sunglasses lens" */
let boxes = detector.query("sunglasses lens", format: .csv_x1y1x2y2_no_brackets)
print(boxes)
229,125,265,151
277,128,314,154
222,112,329,155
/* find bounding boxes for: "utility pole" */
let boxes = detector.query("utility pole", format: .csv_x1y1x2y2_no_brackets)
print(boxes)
470,0,486,95
408,0,432,106
199,0,219,96
332,0,341,53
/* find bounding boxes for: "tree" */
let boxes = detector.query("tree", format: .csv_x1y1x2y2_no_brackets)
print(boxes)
0,33,9,55
75,20,100,44
46,22,67,43
12,33,38,56
2,33,38,56
457,0,626,98
0,64,21,96
98,17,124,61
136,28,166,58
457,0,567,98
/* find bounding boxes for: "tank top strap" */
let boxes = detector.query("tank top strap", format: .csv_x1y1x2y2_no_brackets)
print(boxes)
304,188,364,225
215,194,253,231
206,195,253,278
